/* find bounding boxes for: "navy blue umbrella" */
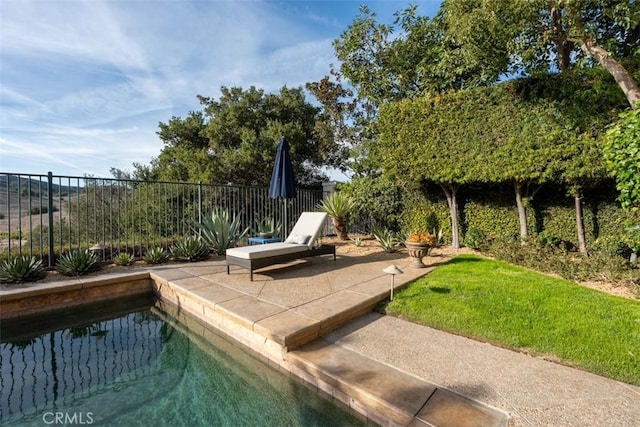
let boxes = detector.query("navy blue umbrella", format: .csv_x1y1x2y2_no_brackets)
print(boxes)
269,137,297,236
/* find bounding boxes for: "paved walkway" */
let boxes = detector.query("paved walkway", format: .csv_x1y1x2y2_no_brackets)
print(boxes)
146,245,640,426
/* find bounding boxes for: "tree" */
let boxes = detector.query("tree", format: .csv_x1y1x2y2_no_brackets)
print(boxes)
334,4,497,105
306,73,377,177
442,0,640,107
379,75,625,248
198,86,328,187
133,86,330,187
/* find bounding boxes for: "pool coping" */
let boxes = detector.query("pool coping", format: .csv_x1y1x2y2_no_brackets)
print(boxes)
1,262,509,427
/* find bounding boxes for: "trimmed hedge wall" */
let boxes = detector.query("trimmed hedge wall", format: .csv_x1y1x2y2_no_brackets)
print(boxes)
401,181,626,248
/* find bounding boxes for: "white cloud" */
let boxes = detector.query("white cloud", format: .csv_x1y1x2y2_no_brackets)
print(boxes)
0,0,439,178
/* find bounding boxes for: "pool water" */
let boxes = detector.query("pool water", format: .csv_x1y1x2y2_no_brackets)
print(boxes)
1,299,366,426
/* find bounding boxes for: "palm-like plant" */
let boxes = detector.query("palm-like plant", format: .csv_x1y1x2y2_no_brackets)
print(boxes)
193,208,249,255
317,192,356,241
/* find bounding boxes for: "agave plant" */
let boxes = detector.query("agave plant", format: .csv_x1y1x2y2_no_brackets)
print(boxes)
0,255,46,284
254,217,281,238
143,247,170,265
57,249,101,276
113,252,135,266
171,237,210,262
193,208,249,255
317,192,356,241
372,227,400,253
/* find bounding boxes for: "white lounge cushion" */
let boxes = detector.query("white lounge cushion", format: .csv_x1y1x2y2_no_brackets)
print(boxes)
285,212,327,248
226,242,308,260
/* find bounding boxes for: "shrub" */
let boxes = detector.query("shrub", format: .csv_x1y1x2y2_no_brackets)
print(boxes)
57,249,100,276
464,227,487,250
143,247,170,265
28,206,58,215
487,237,639,284
0,256,46,284
372,227,400,253
171,237,210,262
194,208,249,255
113,252,135,266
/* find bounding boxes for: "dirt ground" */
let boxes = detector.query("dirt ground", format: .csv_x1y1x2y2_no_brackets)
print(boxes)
3,234,639,301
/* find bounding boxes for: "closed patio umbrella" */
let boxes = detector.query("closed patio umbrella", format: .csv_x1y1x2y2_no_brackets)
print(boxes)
269,137,297,237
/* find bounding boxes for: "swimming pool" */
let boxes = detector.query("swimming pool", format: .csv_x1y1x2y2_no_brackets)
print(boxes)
1,297,365,426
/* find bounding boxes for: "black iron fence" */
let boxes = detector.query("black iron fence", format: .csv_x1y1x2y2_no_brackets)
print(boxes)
0,172,325,267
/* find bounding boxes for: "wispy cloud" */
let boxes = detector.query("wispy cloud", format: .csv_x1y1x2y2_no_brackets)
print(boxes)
0,0,438,178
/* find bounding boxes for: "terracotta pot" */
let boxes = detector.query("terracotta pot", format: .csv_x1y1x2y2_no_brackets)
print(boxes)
404,241,431,268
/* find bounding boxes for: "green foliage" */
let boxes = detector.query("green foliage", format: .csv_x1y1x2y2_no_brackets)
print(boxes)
372,227,400,253
0,256,46,284
341,174,404,231
387,255,640,385
487,237,638,284
253,217,281,238
442,0,640,106
379,73,624,190
317,192,356,222
194,208,249,255
334,4,495,105
143,247,170,265
604,108,640,213
113,252,135,266
353,236,363,247
148,86,329,187
57,250,101,276
399,188,451,244
464,227,487,250
171,237,210,262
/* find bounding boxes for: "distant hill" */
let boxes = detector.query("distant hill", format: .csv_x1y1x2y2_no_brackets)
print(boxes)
0,174,80,196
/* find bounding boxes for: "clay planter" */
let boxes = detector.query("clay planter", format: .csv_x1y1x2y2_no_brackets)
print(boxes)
404,241,431,268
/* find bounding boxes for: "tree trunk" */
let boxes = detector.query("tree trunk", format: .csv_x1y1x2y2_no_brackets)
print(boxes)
514,182,528,240
333,217,349,240
581,38,640,108
574,191,588,255
441,183,460,249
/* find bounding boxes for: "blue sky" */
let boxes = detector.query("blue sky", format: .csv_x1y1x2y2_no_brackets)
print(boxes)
0,0,440,179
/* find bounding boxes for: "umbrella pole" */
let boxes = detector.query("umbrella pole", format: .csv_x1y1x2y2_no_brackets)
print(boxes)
283,200,287,238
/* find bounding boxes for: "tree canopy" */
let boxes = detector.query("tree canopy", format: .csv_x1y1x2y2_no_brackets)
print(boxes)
378,71,628,244
130,86,331,187
442,0,640,106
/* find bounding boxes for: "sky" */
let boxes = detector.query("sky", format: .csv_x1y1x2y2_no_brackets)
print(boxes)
0,0,440,180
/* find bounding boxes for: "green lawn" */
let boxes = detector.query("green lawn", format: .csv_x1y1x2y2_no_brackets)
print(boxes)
386,254,640,386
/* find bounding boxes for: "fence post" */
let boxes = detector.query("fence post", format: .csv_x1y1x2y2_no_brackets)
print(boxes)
47,172,55,268
198,181,203,225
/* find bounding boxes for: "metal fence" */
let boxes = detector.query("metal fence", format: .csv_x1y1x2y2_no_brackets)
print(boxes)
0,172,325,267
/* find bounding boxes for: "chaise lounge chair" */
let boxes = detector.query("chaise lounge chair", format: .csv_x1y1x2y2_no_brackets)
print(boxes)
226,212,336,281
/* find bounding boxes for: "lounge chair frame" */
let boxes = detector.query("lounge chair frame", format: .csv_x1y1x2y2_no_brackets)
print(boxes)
226,244,336,281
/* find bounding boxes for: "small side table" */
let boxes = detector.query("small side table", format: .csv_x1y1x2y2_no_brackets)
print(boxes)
248,236,282,246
